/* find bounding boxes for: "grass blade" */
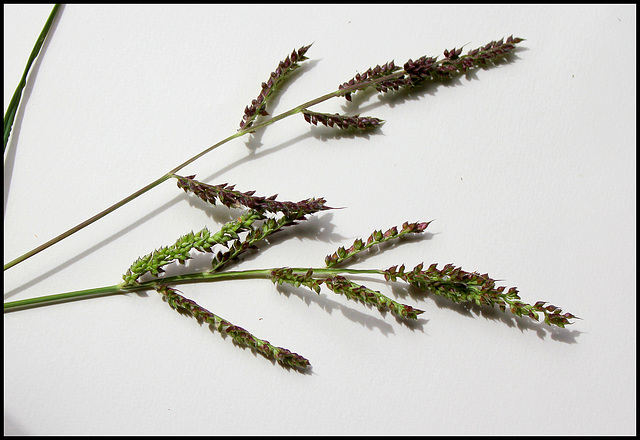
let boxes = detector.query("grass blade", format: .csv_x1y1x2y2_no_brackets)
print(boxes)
4,4,62,153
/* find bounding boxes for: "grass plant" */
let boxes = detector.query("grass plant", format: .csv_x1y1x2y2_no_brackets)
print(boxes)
4,7,577,370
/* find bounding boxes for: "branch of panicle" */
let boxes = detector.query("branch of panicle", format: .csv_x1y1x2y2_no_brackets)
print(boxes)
301,109,384,130
384,262,578,327
156,284,311,368
404,36,524,85
338,36,524,101
210,214,317,273
174,174,331,216
323,275,424,320
122,210,264,286
338,61,406,101
239,44,312,130
325,221,431,268
270,268,424,320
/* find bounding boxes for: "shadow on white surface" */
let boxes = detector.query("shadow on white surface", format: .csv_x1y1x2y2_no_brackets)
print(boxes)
4,410,29,436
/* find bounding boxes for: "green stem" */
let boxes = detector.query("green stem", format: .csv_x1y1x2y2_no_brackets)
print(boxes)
4,173,172,270
4,4,61,153
3,70,406,271
3,267,384,312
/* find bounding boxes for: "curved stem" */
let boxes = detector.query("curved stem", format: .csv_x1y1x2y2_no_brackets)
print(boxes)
4,70,406,271
3,267,384,312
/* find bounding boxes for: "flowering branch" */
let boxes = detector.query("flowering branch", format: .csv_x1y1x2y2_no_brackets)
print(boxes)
338,36,524,101
3,36,523,270
3,26,563,371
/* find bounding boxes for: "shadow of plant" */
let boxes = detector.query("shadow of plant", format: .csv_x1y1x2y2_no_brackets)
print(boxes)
272,282,429,337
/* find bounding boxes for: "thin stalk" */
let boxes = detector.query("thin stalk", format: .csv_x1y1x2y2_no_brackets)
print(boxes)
3,71,406,271
4,4,61,153
3,267,384,312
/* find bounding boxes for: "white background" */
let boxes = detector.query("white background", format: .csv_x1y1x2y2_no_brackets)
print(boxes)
4,4,636,436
